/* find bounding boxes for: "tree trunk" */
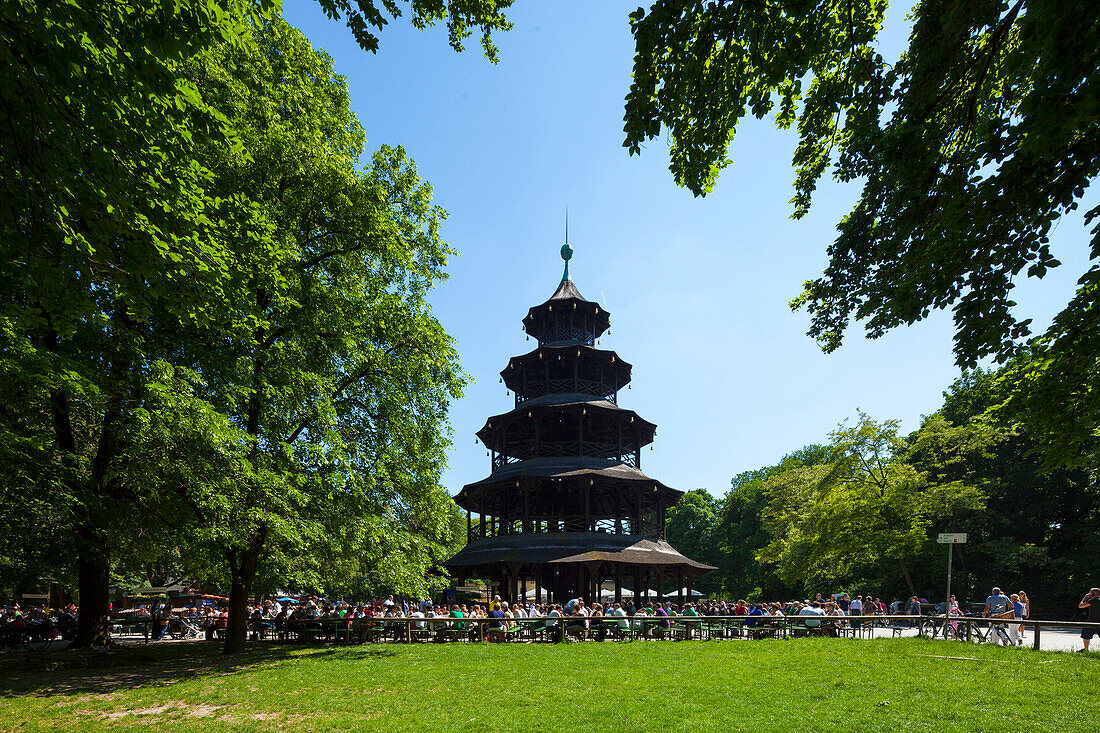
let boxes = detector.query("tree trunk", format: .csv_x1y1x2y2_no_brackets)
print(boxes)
70,526,112,649
52,343,127,651
899,557,917,598
223,533,264,655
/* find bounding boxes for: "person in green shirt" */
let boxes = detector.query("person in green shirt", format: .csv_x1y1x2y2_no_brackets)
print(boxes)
446,603,464,629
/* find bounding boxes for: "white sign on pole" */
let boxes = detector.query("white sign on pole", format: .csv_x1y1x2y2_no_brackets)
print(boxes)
937,533,967,544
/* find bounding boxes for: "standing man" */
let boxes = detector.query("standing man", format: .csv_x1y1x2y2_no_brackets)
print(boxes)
983,587,1012,646
1079,587,1100,652
849,594,864,630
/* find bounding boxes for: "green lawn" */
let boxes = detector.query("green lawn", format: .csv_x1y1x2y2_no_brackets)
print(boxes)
1,638,1096,731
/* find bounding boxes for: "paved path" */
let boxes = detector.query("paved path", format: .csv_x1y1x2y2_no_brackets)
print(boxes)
864,623,1087,652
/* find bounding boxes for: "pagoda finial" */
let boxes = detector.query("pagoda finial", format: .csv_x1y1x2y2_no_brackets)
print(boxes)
560,207,573,282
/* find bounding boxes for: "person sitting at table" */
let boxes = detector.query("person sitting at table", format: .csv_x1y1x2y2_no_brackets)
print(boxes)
824,601,844,637
797,601,825,634
610,602,630,637
410,607,426,630
653,602,670,637
486,598,506,638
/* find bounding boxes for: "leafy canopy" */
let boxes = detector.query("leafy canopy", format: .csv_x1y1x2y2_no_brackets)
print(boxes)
625,1,1100,462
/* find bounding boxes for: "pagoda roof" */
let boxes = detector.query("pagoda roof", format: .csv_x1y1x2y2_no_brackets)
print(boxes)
524,277,611,340
549,277,587,301
503,344,631,377
454,457,682,509
476,398,656,454
443,532,715,571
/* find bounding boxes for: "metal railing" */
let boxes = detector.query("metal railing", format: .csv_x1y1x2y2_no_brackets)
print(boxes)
262,614,1100,648
6,613,1087,651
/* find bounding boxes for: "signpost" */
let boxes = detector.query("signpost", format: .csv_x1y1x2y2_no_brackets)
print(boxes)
937,533,967,637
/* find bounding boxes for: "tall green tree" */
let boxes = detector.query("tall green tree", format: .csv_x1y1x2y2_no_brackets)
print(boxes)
0,0,508,649
178,19,465,653
623,1,1100,464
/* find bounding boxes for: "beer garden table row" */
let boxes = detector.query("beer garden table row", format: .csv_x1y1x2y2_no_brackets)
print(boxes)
102,615,1100,650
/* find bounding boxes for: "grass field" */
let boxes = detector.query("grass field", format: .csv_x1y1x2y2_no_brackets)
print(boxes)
1,638,1096,731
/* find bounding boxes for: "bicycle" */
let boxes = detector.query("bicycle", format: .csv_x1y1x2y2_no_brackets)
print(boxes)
1,626,55,652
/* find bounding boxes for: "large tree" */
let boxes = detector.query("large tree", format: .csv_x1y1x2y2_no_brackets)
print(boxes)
624,1,1100,463
0,0,508,649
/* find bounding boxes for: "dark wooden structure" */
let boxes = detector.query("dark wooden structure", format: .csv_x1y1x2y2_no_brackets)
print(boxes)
444,244,714,605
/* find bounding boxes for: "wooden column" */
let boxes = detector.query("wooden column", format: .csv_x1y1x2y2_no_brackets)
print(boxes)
466,509,471,542
578,409,584,456
615,566,623,605
677,570,684,608
522,486,530,533
535,573,542,605
583,485,591,533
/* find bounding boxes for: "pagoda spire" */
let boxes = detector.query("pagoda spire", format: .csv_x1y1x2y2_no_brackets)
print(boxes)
561,208,573,283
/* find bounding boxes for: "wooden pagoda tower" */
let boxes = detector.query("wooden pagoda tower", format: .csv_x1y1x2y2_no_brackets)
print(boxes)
444,243,714,605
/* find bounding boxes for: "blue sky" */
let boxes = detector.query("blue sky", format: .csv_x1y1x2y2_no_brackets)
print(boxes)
284,0,1096,498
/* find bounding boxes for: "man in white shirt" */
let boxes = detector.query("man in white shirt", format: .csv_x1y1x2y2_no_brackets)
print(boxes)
798,601,826,629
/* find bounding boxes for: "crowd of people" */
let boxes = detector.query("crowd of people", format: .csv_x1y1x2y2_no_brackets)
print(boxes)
4,585,1099,652
237,592,1008,643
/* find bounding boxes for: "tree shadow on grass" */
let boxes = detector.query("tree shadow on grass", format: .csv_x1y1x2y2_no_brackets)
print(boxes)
0,642,397,698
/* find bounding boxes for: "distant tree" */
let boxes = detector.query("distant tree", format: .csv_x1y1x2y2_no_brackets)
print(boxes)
758,413,985,597
623,2,1100,464
908,371,1100,614
708,446,828,599
665,489,718,590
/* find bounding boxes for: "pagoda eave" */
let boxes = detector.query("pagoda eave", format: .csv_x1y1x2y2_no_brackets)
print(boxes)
443,532,716,572
476,398,656,445
454,458,681,510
